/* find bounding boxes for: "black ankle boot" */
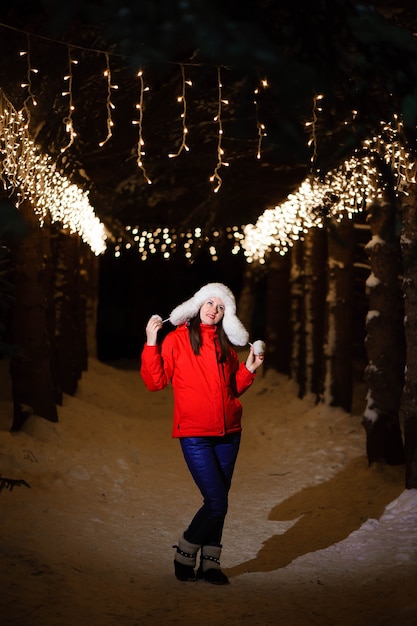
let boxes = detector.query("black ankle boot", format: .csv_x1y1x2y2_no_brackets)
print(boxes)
197,565,229,585
173,559,196,582
173,536,201,582
197,545,230,585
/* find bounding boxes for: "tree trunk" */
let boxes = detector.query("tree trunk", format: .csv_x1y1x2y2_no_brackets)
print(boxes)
362,198,405,465
289,240,305,397
84,247,99,359
238,261,265,342
399,186,417,488
53,232,87,396
303,227,327,399
265,251,291,374
8,201,58,429
323,216,354,410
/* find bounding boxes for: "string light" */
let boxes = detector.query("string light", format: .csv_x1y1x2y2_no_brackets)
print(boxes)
168,64,191,158
240,112,416,263
4,22,417,263
98,52,118,147
133,70,152,184
19,34,38,119
113,116,415,264
0,89,107,255
115,224,245,261
209,66,229,193
254,78,269,159
306,93,324,167
60,46,78,154
366,117,417,192
242,152,383,263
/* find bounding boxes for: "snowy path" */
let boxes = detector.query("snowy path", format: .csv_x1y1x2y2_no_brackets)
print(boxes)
1,359,416,626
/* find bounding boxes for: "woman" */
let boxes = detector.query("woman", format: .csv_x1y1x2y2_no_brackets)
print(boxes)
140,283,264,585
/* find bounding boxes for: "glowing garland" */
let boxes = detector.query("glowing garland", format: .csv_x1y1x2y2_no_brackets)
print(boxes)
6,18,417,209
5,23,416,263
242,128,415,263
365,117,417,192
0,90,107,255
114,121,414,263
114,225,244,261
242,156,380,263
13,25,268,193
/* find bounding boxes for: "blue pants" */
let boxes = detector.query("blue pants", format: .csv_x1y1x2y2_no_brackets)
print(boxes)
180,433,241,547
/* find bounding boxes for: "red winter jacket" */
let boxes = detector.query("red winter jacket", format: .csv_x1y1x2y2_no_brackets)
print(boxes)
140,323,255,438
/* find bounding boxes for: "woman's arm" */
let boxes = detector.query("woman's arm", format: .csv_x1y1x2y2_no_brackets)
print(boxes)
140,315,169,391
145,314,163,346
245,344,264,373
233,344,264,396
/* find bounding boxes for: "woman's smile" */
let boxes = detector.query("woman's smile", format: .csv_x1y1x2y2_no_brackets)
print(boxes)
199,298,225,325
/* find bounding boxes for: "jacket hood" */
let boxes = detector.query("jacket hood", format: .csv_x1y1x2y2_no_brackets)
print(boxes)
169,282,249,346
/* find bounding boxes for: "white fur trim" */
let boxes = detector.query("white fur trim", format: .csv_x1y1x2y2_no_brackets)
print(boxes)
169,282,249,346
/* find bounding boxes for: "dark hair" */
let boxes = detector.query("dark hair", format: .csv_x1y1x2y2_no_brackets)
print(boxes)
188,315,230,362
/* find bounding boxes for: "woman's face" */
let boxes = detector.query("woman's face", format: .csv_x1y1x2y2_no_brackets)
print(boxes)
199,297,225,325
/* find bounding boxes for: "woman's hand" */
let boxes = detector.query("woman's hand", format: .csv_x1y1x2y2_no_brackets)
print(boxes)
145,314,163,346
245,345,264,373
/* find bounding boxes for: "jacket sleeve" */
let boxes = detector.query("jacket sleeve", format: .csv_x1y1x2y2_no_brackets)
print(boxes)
140,344,170,391
233,353,256,396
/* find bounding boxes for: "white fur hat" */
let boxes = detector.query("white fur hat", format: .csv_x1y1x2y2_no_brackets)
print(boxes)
169,282,249,346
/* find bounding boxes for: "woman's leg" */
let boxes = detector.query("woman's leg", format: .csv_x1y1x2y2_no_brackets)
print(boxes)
180,433,241,546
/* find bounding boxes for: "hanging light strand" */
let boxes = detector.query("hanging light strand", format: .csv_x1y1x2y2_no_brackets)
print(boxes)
168,64,191,158
60,46,78,154
254,78,268,159
133,70,152,184
98,52,118,147
20,33,38,120
306,93,324,169
209,66,229,193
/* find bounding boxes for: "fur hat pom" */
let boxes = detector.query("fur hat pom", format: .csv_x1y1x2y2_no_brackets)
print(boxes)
169,282,249,346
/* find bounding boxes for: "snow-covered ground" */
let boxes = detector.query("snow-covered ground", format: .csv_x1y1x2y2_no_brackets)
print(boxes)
1,357,416,626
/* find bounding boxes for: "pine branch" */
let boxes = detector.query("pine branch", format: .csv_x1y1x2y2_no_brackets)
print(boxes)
0,477,31,493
